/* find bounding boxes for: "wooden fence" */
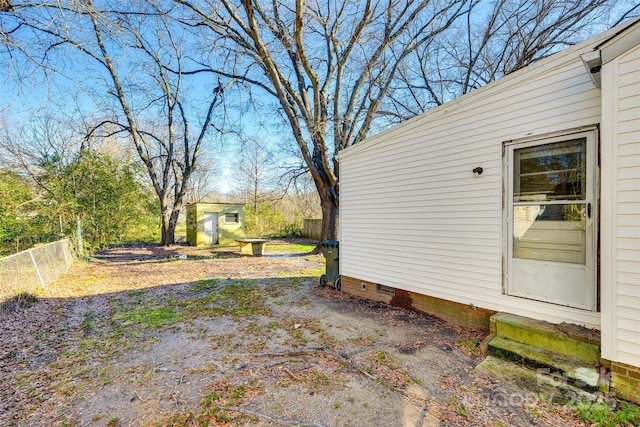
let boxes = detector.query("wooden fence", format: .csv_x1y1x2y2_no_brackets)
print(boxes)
302,219,322,240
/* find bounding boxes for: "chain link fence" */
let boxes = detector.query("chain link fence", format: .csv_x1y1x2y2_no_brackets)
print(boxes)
0,234,65,257
0,239,75,317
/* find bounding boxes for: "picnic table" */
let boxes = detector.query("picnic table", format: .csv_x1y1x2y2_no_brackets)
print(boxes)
236,238,269,256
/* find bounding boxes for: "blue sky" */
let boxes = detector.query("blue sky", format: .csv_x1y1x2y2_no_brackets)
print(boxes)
2,0,638,197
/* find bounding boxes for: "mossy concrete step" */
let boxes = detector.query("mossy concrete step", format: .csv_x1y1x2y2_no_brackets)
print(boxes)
491,313,600,366
487,336,602,393
476,356,601,406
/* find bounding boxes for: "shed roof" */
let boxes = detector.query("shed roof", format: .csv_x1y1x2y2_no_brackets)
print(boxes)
185,202,245,207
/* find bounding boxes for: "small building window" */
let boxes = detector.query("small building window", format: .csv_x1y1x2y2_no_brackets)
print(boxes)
225,213,239,223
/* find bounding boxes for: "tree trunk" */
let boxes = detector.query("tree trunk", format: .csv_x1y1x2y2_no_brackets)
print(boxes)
160,215,174,246
160,206,181,246
320,196,339,242
313,180,339,254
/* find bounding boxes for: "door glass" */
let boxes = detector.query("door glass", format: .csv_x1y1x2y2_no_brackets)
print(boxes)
513,138,587,265
513,204,586,264
514,139,586,202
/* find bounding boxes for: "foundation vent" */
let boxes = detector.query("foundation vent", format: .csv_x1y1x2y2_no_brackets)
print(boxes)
376,284,395,296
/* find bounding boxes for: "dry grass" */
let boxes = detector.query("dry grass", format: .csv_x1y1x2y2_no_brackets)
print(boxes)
0,240,603,427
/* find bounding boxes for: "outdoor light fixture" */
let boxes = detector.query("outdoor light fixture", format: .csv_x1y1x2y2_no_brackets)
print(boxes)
581,50,602,88
473,167,483,176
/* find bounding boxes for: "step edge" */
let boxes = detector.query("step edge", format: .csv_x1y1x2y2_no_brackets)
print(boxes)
493,321,600,364
492,312,600,345
476,355,602,405
488,337,601,392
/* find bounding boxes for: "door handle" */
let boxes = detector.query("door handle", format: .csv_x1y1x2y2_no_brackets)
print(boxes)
587,203,591,218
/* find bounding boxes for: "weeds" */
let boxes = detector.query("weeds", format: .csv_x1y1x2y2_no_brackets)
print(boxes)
374,350,387,363
302,369,332,393
364,350,413,391
164,379,258,425
240,320,280,351
81,310,96,336
284,327,308,347
576,401,640,426
456,336,481,356
209,333,240,351
447,396,468,418
0,292,38,314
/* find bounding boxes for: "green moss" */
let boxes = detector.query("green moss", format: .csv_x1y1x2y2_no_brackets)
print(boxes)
112,306,180,329
487,336,599,392
181,279,269,319
494,314,599,365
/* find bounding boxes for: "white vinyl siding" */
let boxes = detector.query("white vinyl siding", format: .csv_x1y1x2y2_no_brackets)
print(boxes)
339,32,616,328
601,44,640,367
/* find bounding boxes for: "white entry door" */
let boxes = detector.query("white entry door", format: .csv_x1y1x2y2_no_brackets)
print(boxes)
203,213,218,245
505,130,597,311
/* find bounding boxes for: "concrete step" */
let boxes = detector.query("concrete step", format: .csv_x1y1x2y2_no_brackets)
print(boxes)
491,312,600,366
476,355,602,406
487,336,601,393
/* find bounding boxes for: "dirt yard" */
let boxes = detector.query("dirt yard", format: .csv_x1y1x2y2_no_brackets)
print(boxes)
1,239,591,426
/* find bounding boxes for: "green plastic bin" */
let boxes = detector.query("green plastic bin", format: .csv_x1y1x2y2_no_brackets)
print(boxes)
320,240,341,290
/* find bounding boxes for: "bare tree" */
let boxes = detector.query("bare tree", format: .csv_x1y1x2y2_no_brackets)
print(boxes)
233,137,281,212
172,0,469,243
0,112,80,171
614,3,640,26
386,0,615,119
285,174,321,222
4,0,625,246
1,1,230,245
182,151,222,203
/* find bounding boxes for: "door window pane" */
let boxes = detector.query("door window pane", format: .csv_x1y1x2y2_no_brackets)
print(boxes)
513,204,586,264
514,139,586,202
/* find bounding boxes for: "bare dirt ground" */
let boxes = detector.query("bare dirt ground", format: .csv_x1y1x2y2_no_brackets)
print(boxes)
1,239,589,426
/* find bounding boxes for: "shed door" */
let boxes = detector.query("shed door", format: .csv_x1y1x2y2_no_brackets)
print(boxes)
203,213,218,245
505,130,597,310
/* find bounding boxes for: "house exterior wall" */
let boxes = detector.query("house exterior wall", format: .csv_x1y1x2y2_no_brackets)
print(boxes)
338,34,614,330
600,43,640,370
186,203,245,246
